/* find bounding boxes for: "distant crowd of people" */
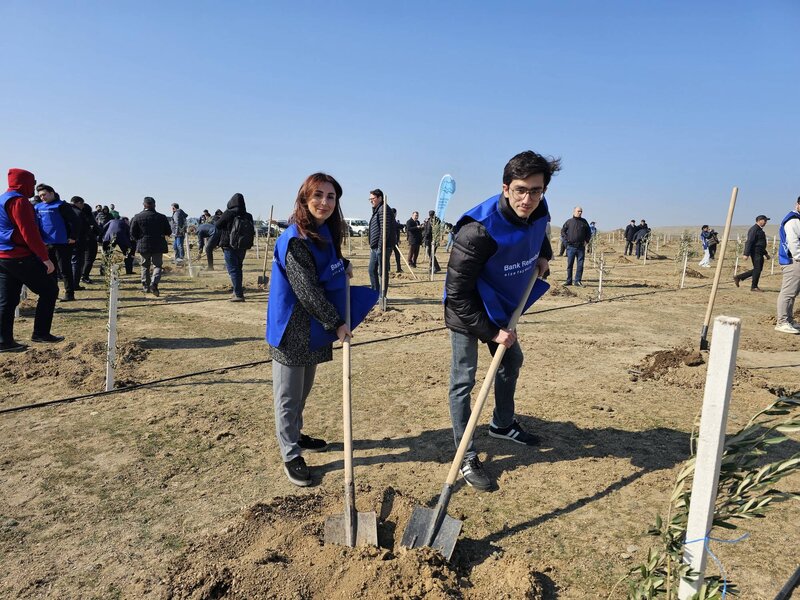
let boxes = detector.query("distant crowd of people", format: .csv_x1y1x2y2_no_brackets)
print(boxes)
0,167,255,352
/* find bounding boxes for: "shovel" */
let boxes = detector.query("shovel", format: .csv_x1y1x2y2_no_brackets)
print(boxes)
401,267,542,560
324,278,378,546
258,207,274,286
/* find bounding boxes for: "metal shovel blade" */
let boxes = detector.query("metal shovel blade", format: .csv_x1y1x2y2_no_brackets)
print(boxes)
257,274,269,286
400,506,462,560
324,510,379,547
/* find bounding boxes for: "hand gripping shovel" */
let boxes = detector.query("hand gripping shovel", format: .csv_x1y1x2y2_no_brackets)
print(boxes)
401,267,542,560
324,277,379,546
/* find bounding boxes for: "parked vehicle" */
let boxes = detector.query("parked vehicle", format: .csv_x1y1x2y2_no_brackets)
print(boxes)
345,218,368,236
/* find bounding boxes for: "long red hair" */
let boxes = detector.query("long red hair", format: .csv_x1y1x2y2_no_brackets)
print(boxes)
290,173,345,258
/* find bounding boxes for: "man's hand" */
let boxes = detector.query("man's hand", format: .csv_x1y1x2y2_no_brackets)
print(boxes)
67,238,75,244
345,263,353,279
336,324,352,342
43,259,55,274
492,328,516,349
536,257,549,279
765,253,771,260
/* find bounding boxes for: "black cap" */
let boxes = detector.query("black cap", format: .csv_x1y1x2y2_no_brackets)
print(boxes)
756,215,769,221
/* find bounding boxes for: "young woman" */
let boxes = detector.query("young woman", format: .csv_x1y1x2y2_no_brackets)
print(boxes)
266,173,376,486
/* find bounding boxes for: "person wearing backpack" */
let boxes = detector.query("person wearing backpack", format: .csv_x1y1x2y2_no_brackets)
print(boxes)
216,192,254,301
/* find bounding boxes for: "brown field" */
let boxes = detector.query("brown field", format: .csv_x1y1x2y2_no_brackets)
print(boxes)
1,234,798,599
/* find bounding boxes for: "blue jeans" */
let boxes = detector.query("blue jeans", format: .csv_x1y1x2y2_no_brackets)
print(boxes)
173,236,185,260
368,249,389,294
223,247,246,297
448,330,524,459
566,245,585,284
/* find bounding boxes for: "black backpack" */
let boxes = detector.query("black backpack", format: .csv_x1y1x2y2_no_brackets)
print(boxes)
229,214,255,250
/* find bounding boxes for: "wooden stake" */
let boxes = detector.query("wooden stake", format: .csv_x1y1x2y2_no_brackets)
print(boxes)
380,196,389,311
678,316,741,600
699,187,738,350
681,251,688,289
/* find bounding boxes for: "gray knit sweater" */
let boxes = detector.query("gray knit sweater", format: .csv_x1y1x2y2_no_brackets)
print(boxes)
269,237,345,366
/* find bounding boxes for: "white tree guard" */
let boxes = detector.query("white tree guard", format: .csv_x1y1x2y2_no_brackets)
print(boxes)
105,266,120,392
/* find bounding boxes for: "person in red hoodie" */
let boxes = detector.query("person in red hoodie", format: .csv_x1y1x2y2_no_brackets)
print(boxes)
0,168,62,352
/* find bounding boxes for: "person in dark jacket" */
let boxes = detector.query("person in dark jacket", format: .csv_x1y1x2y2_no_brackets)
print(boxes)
405,211,422,267
561,206,591,286
170,203,188,262
0,168,62,351
734,215,771,291
444,150,559,491
266,172,377,486
129,197,171,296
422,210,442,272
102,217,134,275
215,193,254,301
196,221,216,267
634,220,651,259
367,188,396,295
624,219,637,255
35,184,81,301
391,208,403,273
69,196,101,285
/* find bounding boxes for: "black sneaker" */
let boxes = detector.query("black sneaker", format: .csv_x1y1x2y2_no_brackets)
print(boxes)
81,277,93,284
31,333,65,343
489,419,540,446
142,284,149,293
460,456,492,491
0,341,27,353
298,433,328,452
283,457,311,487
574,281,584,287
149,284,160,297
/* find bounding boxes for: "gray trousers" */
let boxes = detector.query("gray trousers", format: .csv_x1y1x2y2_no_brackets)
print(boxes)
139,252,163,287
448,330,523,460
776,261,800,325
273,361,317,462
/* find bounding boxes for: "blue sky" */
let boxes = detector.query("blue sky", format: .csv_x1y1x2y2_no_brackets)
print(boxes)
3,1,798,228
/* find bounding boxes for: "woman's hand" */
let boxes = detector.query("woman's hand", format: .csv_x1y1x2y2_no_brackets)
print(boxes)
336,324,352,342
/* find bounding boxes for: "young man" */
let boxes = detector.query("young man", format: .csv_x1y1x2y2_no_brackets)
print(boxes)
561,206,591,286
444,150,559,491
34,184,81,301
624,219,637,255
406,210,422,267
734,215,770,292
170,203,188,262
130,197,171,296
698,225,712,267
775,196,800,334
367,189,395,294
0,168,62,351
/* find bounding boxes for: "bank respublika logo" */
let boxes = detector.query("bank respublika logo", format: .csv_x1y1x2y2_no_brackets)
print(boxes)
503,253,539,277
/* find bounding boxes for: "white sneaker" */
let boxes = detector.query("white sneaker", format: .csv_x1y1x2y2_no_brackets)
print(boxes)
775,323,800,334
791,322,800,332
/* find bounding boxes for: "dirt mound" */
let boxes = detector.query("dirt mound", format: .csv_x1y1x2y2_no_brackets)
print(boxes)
615,256,632,264
548,285,576,297
684,268,706,279
635,346,704,381
165,489,545,600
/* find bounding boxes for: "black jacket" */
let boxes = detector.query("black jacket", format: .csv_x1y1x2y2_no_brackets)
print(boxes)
406,218,422,245
624,224,637,242
130,207,171,254
78,204,101,243
368,200,396,250
444,195,552,342
561,216,591,247
744,224,768,257
215,193,253,249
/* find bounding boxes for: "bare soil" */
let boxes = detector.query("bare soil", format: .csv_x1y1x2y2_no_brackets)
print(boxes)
1,238,798,599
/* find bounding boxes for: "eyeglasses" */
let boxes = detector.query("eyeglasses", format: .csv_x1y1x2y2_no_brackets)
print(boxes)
510,187,544,200
369,197,378,202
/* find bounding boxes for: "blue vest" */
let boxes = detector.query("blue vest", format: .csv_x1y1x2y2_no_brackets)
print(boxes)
778,210,800,265
35,199,68,245
448,194,551,328
0,191,22,251
266,224,378,350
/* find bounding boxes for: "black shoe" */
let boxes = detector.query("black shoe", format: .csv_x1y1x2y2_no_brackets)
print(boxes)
489,419,540,446
460,456,492,491
298,434,328,452
283,457,311,487
564,281,573,286
142,284,149,293
60,295,75,302
733,276,740,288
149,284,160,297
574,281,584,287
31,333,65,343
0,341,27,353
81,277,93,284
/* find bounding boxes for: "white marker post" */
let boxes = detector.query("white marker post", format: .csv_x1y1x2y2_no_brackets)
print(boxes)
678,316,741,600
597,253,604,300
184,235,196,277
105,265,120,392
680,250,689,289
255,227,260,260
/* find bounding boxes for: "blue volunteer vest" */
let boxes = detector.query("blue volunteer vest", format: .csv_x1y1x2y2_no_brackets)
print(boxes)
0,191,22,251
778,210,800,265
266,224,378,350
34,199,68,245
447,194,551,328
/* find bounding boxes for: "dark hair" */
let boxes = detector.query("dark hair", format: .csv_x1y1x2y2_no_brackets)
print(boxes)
370,188,384,200
291,173,345,258
70,196,85,204
701,224,709,229
143,197,156,206
171,203,179,209
35,183,55,194
502,151,561,187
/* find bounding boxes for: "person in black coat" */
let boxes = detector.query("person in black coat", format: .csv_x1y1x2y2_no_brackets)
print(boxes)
69,197,101,284
734,215,770,291
624,219,637,255
561,206,591,285
129,197,171,295
405,211,422,267
215,193,254,301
